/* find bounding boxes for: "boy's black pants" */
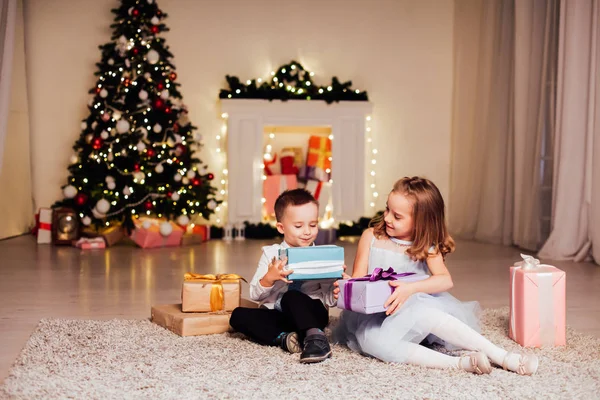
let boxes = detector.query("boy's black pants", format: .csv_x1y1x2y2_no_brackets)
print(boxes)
230,290,329,345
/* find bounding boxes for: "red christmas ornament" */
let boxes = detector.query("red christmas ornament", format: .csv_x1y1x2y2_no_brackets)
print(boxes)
164,107,171,114
173,123,179,132
123,78,131,87
169,72,177,81
192,178,201,186
175,144,186,156
151,25,159,34
156,9,162,16
153,98,164,109
75,193,88,206
132,8,140,16
92,137,103,150
207,173,214,180
132,47,139,55
157,82,165,90
167,191,173,198
95,87,102,94
144,201,153,211
146,148,155,157
133,163,140,171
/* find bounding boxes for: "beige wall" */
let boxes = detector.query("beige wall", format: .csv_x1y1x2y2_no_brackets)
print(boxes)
23,0,454,217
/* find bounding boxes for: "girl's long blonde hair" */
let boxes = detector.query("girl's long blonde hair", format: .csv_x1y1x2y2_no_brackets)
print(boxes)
370,176,455,261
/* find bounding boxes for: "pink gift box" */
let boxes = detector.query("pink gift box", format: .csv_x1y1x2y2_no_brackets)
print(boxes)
263,174,298,216
130,219,184,249
509,255,566,347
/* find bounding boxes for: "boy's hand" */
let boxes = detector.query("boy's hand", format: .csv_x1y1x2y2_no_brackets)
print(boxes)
332,265,351,300
260,257,293,287
384,281,414,315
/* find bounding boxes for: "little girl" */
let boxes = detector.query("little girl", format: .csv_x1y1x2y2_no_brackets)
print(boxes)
333,177,538,375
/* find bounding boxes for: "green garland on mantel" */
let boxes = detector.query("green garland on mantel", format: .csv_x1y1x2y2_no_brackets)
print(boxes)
219,60,368,104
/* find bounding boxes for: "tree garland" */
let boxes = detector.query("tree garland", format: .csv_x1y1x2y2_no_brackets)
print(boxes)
219,60,368,104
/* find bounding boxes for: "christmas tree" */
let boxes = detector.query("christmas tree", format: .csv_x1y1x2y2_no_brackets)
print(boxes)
54,0,219,231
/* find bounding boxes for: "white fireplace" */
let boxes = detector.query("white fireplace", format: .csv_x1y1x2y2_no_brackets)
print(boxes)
220,99,373,225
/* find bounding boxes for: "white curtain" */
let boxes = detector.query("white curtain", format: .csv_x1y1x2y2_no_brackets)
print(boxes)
539,0,600,263
0,0,34,240
450,0,559,251
0,0,17,174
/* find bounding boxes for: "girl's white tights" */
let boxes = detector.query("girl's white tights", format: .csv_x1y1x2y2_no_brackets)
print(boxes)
363,307,512,370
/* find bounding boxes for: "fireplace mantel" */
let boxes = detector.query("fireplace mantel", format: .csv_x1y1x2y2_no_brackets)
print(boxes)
220,99,373,224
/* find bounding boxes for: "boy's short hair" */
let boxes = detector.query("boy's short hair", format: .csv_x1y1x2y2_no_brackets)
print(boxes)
274,189,319,222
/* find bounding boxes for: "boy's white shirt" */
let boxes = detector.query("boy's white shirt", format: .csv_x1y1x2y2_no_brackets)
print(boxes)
249,240,337,309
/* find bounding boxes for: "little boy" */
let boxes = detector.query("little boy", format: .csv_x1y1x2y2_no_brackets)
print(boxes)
230,189,343,363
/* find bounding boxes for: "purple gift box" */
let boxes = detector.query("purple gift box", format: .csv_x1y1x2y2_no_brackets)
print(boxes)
314,228,336,245
337,267,429,314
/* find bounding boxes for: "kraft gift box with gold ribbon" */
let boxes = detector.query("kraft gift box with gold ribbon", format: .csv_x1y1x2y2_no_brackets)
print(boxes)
509,254,566,347
151,304,232,336
181,273,245,312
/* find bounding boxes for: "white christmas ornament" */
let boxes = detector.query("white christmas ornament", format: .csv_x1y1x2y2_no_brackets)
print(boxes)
137,141,146,151
91,121,98,129
108,58,114,65
186,170,196,179
63,185,78,198
159,221,173,237
100,130,109,139
160,90,169,99
174,173,182,182
182,177,189,185
116,119,130,134
92,208,106,219
142,220,152,229
82,216,92,226
100,89,108,98
155,164,164,173
176,215,189,226
113,111,122,120
107,152,114,161
105,176,115,183
207,200,217,210
171,192,180,201
133,172,145,181
138,90,148,100
118,35,127,44
147,49,160,65
144,72,151,80
153,124,162,133
69,154,79,164
127,7,133,15
107,181,116,190
151,16,159,25
81,122,87,130
123,186,132,196
147,0,154,4
95,199,111,214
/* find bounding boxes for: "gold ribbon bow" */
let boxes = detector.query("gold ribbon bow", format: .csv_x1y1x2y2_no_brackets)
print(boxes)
184,273,247,312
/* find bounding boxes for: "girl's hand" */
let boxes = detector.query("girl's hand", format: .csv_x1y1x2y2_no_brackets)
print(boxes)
384,281,415,315
332,266,351,299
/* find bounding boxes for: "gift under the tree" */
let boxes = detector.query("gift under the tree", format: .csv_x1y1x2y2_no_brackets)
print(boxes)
263,174,298,216
151,304,232,336
509,254,566,347
181,272,244,312
74,237,106,249
36,208,53,244
279,245,344,280
337,268,429,314
130,218,184,248
181,224,211,246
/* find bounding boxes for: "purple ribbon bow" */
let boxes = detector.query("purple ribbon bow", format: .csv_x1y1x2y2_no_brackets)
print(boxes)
343,267,416,311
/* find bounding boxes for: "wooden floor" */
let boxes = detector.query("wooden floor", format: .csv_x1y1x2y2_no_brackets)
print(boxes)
0,235,599,383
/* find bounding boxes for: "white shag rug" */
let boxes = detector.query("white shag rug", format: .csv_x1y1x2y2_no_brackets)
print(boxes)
1,308,599,400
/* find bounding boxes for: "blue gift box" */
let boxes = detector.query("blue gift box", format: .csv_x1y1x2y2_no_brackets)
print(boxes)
279,245,344,280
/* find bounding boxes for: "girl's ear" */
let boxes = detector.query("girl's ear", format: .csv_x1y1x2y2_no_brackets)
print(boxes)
276,222,285,234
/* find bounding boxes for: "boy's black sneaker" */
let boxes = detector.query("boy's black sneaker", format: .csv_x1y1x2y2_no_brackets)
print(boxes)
299,334,332,363
274,332,302,353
